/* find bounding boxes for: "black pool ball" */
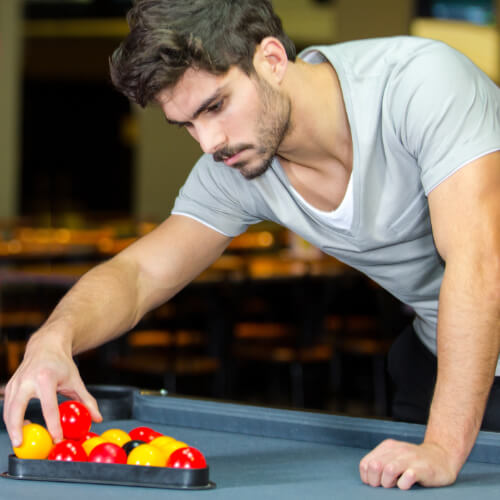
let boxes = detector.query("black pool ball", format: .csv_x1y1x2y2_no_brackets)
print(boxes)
122,439,147,455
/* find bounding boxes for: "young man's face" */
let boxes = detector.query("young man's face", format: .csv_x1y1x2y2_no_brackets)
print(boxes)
156,65,291,180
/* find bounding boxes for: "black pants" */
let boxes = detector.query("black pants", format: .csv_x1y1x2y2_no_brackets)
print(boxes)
388,325,500,431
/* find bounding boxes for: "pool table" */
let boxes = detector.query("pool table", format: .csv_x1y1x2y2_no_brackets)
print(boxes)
2,386,500,499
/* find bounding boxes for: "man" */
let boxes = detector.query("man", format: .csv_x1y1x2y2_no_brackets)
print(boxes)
3,0,500,490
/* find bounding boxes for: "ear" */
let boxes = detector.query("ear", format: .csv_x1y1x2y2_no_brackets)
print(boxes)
252,37,289,84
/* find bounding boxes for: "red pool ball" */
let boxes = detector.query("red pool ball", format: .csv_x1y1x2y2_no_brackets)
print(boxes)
166,447,207,469
88,442,127,464
80,431,99,442
128,426,162,443
59,401,92,441
48,440,88,462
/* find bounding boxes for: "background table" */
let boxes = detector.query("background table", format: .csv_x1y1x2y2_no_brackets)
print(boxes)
2,387,500,499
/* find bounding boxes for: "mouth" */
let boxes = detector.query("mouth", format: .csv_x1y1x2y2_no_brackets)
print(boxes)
214,145,253,167
222,150,244,166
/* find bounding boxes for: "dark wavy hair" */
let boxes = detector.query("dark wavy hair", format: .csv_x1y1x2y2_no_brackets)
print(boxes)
109,0,296,107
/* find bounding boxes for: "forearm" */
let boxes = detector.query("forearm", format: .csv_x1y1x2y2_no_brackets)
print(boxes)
424,257,500,471
28,255,146,356
26,216,230,357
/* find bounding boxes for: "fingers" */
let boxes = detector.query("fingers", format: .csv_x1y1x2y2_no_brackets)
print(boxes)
3,379,33,447
380,462,406,488
360,457,396,488
359,439,457,490
37,370,64,443
58,370,103,423
73,380,103,423
38,365,104,440
361,460,415,489
361,458,411,489
397,469,418,490
360,440,420,490
366,459,383,486
3,349,98,447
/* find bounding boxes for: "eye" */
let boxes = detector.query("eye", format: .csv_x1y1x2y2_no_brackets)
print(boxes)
175,122,193,129
207,99,224,114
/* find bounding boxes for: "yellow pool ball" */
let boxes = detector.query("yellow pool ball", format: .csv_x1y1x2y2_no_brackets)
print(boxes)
127,444,167,467
82,436,107,456
149,435,177,452
13,423,53,460
100,429,131,447
158,440,189,460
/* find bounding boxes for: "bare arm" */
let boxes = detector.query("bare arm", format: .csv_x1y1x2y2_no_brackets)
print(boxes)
360,151,500,488
423,151,500,474
3,215,231,445
52,214,231,353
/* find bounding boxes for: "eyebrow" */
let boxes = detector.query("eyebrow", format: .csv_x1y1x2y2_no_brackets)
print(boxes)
165,87,226,126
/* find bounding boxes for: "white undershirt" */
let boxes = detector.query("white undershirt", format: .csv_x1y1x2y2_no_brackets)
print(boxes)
288,173,354,231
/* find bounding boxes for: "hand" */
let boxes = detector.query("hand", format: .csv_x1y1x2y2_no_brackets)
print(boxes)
2,331,102,447
359,439,459,489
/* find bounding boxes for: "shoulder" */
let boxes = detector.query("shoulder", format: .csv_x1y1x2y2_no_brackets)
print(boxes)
385,37,500,109
174,154,270,236
180,154,282,208
183,154,247,196
383,38,499,130
301,37,445,76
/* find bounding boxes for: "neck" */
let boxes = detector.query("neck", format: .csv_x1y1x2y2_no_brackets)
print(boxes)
273,57,353,211
277,58,352,176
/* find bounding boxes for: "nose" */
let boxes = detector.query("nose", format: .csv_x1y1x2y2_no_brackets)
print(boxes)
195,122,226,155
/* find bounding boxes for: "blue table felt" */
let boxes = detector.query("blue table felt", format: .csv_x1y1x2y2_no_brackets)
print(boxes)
2,390,500,499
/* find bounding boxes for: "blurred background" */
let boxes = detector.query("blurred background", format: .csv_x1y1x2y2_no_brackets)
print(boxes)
0,0,498,418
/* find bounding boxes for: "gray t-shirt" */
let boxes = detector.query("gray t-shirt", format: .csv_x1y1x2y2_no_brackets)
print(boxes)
172,37,500,372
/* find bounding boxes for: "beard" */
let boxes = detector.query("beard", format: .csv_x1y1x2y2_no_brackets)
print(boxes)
213,74,292,180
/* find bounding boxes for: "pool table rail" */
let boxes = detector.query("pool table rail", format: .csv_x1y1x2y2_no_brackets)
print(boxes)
133,392,500,466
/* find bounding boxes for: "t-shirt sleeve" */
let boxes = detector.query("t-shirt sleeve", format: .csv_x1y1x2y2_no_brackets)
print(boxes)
388,41,500,195
171,154,262,237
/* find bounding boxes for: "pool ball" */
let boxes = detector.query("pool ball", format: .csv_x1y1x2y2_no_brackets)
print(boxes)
128,426,162,443
126,443,167,467
167,447,207,469
59,401,92,440
149,436,179,458
80,431,99,442
48,440,87,462
159,440,189,460
122,439,146,455
13,423,53,460
100,428,131,447
88,442,127,464
149,435,176,452
82,436,107,456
